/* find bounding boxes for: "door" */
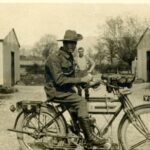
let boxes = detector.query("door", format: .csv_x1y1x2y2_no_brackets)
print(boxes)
11,52,15,86
147,51,150,82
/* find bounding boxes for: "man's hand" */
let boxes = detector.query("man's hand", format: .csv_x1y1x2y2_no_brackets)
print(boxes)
81,74,93,83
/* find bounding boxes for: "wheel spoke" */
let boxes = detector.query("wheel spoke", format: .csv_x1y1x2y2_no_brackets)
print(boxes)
26,115,57,134
131,115,150,138
136,115,150,134
35,115,50,129
132,120,149,138
27,120,38,130
129,138,147,150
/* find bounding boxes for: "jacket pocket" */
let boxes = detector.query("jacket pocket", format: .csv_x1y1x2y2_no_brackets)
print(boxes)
61,62,74,76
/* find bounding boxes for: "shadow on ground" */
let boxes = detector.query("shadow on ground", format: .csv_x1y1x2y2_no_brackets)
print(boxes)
0,94,12,100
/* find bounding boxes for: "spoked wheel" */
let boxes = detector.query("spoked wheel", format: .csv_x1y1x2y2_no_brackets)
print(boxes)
16,106,66,150
119,105,150,150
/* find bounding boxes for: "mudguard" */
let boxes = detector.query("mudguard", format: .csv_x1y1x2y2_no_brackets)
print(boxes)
13,110,24,129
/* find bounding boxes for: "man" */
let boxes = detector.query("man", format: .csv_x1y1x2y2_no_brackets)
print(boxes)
75,47,95,99
44,30,107,147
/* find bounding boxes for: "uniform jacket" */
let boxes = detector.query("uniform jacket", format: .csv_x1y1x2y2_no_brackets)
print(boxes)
44,48,82,100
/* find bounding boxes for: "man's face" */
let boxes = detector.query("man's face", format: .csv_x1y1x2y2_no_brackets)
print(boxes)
63,41,77,53
78,50,84,57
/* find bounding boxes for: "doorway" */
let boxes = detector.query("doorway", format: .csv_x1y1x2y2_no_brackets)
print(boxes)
147,51,150,82
11,52,15,86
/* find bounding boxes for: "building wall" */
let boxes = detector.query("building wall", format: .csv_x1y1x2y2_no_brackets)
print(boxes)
132,58,137,75
137,30,150,81
0,42,3,85
137,48,148,81
3,30,20,86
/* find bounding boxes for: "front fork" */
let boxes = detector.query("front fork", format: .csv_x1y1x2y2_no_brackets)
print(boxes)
121,95,150,139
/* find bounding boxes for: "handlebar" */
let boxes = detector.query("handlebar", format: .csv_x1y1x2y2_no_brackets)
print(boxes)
83,73,135,93
86,79,119,89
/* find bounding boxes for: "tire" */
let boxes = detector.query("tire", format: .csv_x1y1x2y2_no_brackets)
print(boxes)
118,104,150,150
16,106,67,150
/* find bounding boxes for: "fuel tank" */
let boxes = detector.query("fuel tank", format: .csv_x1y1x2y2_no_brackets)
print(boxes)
87,97,121,114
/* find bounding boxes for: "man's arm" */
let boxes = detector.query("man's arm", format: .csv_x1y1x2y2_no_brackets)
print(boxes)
46,56,82,87
86,56,95,73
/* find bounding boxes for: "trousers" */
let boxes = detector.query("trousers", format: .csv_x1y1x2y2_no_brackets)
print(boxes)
51,91,89,118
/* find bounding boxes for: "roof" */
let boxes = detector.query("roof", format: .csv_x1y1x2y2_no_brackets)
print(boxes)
0,28,20,47
12,28,20,47
135,27,149,49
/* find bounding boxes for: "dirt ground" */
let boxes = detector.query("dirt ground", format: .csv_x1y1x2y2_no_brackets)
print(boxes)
0,83,149,150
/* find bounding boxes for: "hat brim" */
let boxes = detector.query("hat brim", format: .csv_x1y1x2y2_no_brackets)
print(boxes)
57,33,83,42
57,39,80,42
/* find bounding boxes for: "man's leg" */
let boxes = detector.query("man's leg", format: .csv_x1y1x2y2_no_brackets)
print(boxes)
84,87,89,100
68,108,80,134
54,92,107,146
76,85,82,97
53,91,89,121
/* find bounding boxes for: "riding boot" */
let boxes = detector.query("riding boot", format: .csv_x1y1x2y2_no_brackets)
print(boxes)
77,85,82,96
78,117,107,146
69,109,80,135
85,93,89,100
85,88,89,100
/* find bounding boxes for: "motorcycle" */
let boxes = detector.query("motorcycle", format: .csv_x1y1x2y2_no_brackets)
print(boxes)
8,74,150,150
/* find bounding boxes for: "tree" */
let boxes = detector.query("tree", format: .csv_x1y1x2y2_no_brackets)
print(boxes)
118,36,137,67
95,17,124,65
117,17,149,69
32,34,58,59
20,46,33,56
96,16,149,72
94,43,107,65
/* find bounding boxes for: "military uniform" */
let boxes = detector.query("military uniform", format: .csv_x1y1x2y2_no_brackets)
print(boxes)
43,30,108,147
44,47,88,118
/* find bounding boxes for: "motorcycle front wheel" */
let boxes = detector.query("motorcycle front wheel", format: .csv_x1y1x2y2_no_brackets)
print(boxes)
16,106,67,150
118,104,150,150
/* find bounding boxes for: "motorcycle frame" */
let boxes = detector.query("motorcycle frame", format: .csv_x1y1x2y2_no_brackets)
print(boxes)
40,92,127,136
40,89,149,140
8,88,150,150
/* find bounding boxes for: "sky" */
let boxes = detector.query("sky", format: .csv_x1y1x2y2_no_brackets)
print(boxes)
1,3,150,47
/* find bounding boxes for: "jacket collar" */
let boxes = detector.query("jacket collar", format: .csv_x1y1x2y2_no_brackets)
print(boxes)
59,47,72,59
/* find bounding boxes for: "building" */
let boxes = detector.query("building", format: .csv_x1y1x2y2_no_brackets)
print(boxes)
0,28,20,86
20,55,44,75
136,27,150,82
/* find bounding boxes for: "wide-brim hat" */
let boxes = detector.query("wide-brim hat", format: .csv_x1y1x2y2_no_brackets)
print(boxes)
58,30,83,42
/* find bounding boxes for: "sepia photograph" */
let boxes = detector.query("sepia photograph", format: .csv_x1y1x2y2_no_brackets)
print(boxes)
0,1,150,150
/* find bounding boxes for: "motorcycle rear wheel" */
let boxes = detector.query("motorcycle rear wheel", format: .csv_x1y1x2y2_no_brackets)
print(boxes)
16,106,66,150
